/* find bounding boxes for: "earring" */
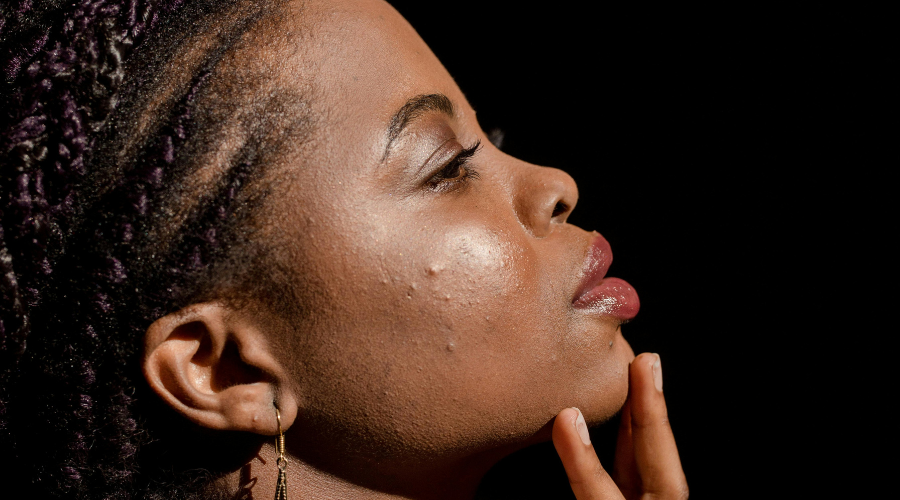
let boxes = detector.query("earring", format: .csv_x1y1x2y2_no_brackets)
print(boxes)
274,406,288,500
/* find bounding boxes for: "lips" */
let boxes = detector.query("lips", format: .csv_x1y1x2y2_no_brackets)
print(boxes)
572,234,640,321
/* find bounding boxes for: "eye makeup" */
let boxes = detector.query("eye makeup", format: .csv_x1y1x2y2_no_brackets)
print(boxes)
424,140,482,193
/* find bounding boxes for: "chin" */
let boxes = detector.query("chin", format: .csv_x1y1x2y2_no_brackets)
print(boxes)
582,333,635,426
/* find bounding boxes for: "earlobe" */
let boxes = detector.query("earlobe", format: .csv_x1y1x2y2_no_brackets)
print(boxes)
142,303,298,434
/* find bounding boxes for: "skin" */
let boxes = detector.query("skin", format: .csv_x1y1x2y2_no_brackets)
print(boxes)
142,0,688,498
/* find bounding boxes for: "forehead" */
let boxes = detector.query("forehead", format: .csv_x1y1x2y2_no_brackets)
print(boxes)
304,0,454,98
263,0,470,158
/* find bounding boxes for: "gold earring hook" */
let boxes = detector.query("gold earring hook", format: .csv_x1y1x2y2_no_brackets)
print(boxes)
276,407,283,440
274,406,288,500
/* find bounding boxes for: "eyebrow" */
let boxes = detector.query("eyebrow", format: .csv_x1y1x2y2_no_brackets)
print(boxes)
382,93,455,160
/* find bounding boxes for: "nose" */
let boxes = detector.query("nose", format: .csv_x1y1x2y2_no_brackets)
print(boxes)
512,163,579,238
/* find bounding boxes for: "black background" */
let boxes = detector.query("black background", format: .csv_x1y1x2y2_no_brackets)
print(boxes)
389,2,894,498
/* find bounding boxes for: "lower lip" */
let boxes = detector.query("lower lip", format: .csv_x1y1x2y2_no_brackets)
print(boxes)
573,277,640,321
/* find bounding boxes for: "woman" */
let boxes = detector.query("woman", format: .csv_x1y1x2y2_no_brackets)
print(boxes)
0,0,687,498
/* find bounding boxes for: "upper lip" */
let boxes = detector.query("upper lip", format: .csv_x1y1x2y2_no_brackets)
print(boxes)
572,233,613,305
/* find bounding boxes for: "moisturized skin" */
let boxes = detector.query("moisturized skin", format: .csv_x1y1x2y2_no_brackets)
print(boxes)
143,0,681,498
270,0,633,480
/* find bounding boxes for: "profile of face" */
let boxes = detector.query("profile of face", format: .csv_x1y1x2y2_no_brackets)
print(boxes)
145,0,640,493
278,0,638,467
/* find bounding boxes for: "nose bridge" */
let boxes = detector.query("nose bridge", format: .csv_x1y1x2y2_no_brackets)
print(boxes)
512,162,579,238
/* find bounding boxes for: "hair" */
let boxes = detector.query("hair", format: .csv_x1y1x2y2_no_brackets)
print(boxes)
0,0,314,497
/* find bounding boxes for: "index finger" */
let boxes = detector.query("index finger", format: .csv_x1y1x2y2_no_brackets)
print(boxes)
552,407,625,500
629,353,689,499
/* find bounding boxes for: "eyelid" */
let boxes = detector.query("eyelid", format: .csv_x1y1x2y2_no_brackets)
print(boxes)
416,137,463,177
424,140,482,192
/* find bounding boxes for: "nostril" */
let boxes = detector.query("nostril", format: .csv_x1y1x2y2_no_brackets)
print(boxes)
551,202,569,218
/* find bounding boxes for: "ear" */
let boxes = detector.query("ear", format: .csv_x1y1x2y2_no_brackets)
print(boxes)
143,302,298,434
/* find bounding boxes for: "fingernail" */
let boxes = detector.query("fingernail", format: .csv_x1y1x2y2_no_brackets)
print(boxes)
574,408,591,446
652,353,663,392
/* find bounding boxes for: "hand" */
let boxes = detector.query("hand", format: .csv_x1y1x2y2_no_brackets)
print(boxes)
552,353,688,499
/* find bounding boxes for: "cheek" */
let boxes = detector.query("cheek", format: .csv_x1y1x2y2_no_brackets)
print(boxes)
296,219,560,452
286,195,628,461
361,222,554,397
419,225,530,324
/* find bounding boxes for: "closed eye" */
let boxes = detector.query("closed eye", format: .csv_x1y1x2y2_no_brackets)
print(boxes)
426,140,482,192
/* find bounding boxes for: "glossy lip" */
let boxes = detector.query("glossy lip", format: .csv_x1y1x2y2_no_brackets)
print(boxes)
572,234,640,321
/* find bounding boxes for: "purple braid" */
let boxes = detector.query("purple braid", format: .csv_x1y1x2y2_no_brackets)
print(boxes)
1,0,185,361
1,0,306,498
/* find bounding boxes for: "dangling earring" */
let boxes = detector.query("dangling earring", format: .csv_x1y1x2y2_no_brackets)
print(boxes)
274,406,288,500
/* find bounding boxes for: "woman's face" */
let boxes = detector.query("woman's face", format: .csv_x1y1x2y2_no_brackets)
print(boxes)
259,0,638,473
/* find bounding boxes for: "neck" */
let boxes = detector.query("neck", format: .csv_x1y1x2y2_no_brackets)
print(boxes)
220,442,505,500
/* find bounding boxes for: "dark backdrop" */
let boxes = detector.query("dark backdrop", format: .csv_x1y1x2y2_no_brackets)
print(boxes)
389,2,893,498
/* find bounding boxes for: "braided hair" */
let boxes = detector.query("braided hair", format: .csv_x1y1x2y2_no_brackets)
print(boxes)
1,0,314,497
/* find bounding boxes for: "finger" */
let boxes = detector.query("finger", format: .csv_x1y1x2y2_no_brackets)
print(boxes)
629,353,689,499
612,395,641,498
552,407,625,500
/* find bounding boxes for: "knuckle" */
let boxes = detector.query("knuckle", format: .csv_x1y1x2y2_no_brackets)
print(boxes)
641,480,689,500
567,462,608,486
593,462,609,481
630,410,671,430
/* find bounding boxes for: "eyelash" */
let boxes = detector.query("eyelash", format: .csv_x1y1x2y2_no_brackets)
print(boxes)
426,140,482,192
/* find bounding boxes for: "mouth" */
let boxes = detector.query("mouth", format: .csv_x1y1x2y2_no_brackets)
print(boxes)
572,234,640,321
